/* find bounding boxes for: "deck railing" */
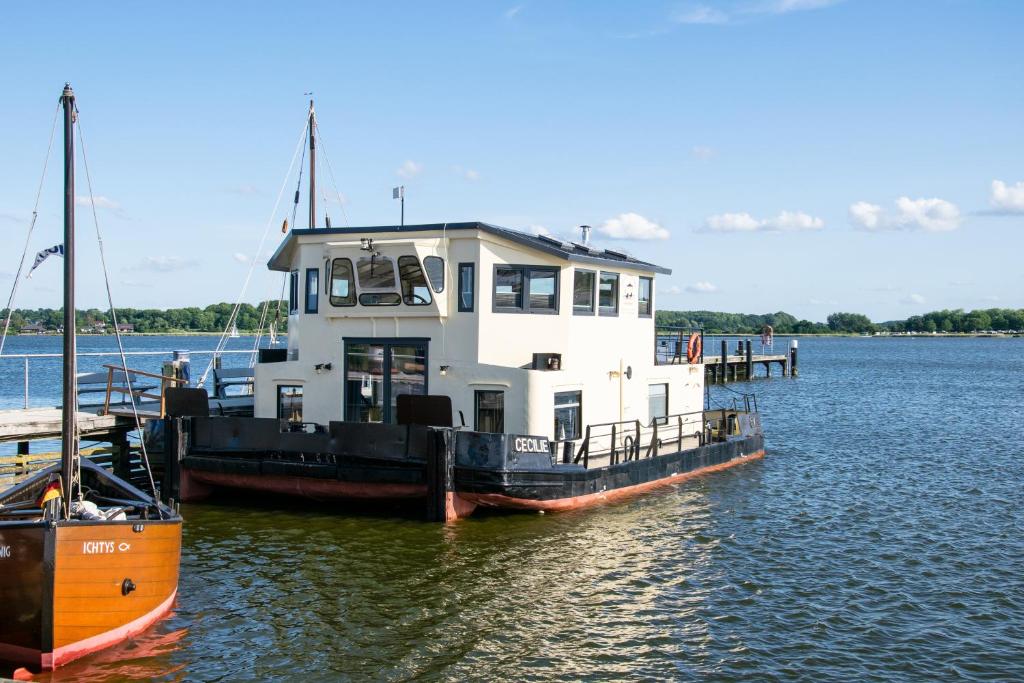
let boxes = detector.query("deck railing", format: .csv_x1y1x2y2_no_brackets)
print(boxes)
654,326,704,365
0,349,255,409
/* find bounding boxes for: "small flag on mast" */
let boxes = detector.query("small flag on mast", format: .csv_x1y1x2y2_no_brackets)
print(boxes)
27,244,64,278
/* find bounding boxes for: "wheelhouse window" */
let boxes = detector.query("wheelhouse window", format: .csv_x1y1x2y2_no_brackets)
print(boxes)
289,271,299,313
423,256,444,293
458,263,475,312
330,258,355,307
398,255,433,306
494,265,559,313
475,390,504,433
494,267,523,310
278,385,303,422
305,268,319,313
638,277,652,317
356,255,397,290
599,272,619,316
554,391,582,441
573,269,595,315
359,292,401,306
649,384,668,425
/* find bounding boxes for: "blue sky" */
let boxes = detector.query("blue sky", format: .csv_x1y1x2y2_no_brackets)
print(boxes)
1,0,1021,322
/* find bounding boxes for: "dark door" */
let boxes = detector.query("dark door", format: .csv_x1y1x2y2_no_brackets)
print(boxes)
344,339,428,423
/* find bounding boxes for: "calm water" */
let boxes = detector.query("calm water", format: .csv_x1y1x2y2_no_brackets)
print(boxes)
3,336,1024,681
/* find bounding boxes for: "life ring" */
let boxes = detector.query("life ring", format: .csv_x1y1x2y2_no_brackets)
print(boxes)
686,333,702,364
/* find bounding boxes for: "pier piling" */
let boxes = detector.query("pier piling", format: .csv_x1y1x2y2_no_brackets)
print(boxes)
790,340,799,377
745,340,753,379
720,340,728,384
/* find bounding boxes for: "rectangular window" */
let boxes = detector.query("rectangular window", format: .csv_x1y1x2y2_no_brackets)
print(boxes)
554,391,582,441
289,271,299,313
356,255,397,290
493,265,560,314
494,267,523,310
330,258,356,307
573,269,595,315
475,390,504,433
599,272,619,316
638,277,653,318
305,268,319,313
458,263,475,312
648,384,668,425
278,385,303,422
424,256,445,293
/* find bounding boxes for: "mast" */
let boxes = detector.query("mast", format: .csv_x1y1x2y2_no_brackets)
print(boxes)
60,83,77,514
308,99,315,229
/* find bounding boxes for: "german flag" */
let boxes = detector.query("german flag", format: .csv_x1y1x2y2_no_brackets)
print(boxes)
36,474,63,508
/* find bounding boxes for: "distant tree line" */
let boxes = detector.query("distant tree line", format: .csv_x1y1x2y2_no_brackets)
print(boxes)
656,308,1024,334
2,301,288,334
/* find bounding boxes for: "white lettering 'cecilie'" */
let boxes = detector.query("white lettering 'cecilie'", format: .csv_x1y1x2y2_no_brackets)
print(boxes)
513,437,550,453
0,545,11,559
82,541,116,554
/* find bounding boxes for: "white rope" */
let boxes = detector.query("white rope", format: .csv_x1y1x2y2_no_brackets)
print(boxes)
0,102,61,358
196,116,311,387
313,121,350,226
76,113,161,509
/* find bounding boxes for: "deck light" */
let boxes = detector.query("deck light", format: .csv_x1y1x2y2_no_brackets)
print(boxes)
439,365,450,376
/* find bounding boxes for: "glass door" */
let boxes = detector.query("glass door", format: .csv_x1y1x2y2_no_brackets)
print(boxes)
345,339,428,423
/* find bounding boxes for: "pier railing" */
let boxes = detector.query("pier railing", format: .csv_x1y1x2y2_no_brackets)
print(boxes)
0,349,255,410
655,326,704,364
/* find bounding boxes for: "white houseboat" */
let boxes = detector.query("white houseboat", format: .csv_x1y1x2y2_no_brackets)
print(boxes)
168,220,764,520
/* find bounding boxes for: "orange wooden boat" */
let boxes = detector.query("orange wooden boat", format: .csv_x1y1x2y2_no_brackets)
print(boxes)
0,84,182,672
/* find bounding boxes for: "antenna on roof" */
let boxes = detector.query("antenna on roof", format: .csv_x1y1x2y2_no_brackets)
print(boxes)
579,225,591,246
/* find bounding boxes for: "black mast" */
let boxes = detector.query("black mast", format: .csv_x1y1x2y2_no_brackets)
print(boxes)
60,83,77,514
308,99,315,229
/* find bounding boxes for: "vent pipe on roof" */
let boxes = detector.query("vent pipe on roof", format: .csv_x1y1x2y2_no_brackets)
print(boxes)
579,225,591,246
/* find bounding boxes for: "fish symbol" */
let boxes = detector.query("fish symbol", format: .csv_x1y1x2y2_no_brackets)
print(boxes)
118,542,131,552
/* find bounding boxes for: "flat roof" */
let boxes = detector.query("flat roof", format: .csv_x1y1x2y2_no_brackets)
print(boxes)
267,221,672,275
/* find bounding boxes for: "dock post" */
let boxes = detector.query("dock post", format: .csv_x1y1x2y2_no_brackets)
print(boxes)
426,428,466,522
110,429,132,480
162,417,186,504
720,340,728,384
745,340,753,380
790,339,799,377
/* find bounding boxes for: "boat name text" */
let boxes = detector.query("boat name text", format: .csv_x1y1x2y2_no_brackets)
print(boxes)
0,545,10,559
82,541,131,554
513,436,550,454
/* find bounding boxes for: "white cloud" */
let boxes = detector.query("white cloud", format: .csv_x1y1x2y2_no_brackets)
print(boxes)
129,256,199,273
705,210,823,232
75,195,121,210
663,285,683,295
990,180,1024,213
691,145,716,160
396,160,423,179
686,281,718,293
531,224,554,237
672,4,729,24
233,253,248,263
504,4,524,19
850,197,961,232
598,212,670,240
464,169,480,181
901,293,926,305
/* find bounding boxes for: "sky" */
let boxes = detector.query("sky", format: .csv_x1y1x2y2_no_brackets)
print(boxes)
0,0,1021,322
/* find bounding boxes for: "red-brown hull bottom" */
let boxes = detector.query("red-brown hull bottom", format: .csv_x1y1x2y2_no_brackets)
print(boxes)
456,450,766,515
185,469,426,503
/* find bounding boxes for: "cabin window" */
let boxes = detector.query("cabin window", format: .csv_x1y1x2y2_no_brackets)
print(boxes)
278,385,303,422
573,269,595,315
649,384,668,425
358,293,401,306
289,271,299,313
599,272,619,316
475,390,505,433
493,265,559,313
494,267,523,310
330,258,356,307
305,268,319,313
424,256,445,293
554,391,582,441
458,263,475,312
638,277,653,317
398,255,433,306
356,255,397,290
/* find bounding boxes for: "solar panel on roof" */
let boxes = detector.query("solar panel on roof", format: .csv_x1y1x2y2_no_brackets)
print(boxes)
603,248,630,259
536,234,564,246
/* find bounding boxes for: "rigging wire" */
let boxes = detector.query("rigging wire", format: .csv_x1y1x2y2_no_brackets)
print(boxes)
0,102,61,358
196,116,311,388
312,121,350,226
75,112,162,512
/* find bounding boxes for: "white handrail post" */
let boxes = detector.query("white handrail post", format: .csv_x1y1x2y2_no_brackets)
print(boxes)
24,357,29,409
